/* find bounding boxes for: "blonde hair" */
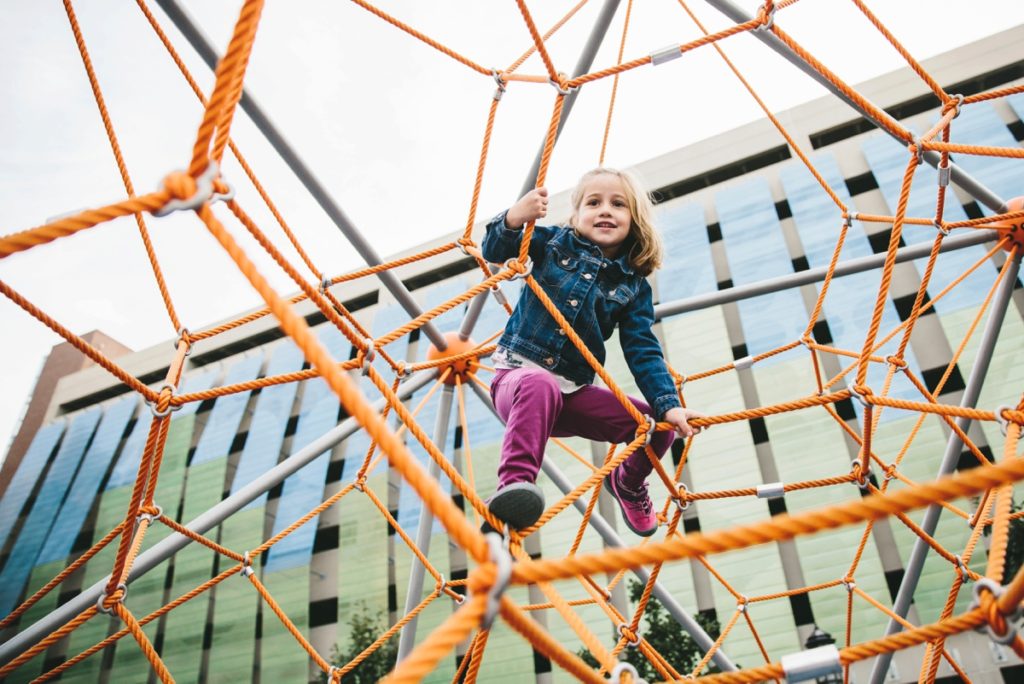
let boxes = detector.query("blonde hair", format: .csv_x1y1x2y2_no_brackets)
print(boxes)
569,167,663,276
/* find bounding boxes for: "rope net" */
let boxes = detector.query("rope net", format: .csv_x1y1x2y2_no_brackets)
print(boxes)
2,1,1023,682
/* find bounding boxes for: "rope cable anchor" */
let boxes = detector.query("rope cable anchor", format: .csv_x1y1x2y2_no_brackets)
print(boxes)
971,577,1022,645
154,162,233,217
674,482,691,512
136,504,163,525
96,583,128,615
503,257,534,281
148,383,181,418
616,622,641,648
173,327,193,356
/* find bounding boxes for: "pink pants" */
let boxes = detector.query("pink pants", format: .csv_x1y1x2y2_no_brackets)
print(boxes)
490,367,675,490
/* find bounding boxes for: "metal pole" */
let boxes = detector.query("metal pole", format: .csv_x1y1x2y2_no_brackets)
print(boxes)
153,0,448,351
0,369,437,664
459,0,623,337
868,249,1021,684
702,0,1009,215
519,0,622,197
466,380,738,673
396,385,456,661
653,229,997,319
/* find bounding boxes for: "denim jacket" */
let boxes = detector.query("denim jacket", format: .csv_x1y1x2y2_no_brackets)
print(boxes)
482,211,681,418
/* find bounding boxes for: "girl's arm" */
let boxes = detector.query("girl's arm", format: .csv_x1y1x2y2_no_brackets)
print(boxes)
617,279,685,420
505,187,548,229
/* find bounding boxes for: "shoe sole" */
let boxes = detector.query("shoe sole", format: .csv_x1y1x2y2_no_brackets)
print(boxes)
607,470,657,537
484,483,545,533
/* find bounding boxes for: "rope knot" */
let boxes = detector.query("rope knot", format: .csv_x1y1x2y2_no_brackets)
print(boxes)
617,622,641,647
885,356,907,371
162,171,196,202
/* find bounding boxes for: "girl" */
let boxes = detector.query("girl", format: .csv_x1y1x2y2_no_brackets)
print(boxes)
481,168,703,537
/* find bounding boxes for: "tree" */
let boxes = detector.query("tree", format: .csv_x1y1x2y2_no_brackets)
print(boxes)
316,602,397,683
579,579,720,680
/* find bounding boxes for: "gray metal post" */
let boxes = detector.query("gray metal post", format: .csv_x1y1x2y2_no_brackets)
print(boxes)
153,0,448,351
702,0,1009,215
519,0,622,197
868,249,1021,684
653,229,997,319
395,385,456,661
466,380,737,673
0,370,436,665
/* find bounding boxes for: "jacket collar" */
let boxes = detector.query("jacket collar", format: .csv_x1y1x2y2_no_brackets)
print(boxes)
562,226,636,275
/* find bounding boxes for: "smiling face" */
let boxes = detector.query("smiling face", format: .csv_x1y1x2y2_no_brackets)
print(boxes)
571,173,634,258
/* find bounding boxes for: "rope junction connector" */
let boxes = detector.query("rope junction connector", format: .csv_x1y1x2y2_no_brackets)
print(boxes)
995,405,1016,436
610,661,648,684
650,44,682,66
847,384,871,408
842,578,856,593
736,597,749,614
616,622,641,648
944,93,965,119
481,533,512,630
503,257,534,281
96,583,128,615
491,69,507,101
360,337,376,376
172,327,193,356
241,551,254,578
636,415,657,446
155,162,231,217
933,218,950,236
954,555,971,582
971,577,1022,645
149,383,181,418
733,355,753,372
780,643,842,683
136,504,163,525
394,361,413,379
756,482,786,500
911,137,926,166
850,460,872,490
548,76,577,96
674,482,691,511
842,211,859,228
755,2,776,32
319,276,333,294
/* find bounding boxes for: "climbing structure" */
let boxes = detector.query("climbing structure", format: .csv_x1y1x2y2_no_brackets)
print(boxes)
1,0,1023,682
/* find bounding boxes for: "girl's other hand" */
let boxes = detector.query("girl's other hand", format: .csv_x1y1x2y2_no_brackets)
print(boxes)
662,407,707,439
506,187,549,229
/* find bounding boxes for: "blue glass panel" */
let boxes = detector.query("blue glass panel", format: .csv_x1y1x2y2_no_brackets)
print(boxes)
342,301,418,483
780,154,922,414
231,341,305,507
265,325,349,572
104,367,221,490
421,277,470,338
191,354,263,466
861,131,990,314
716,178,808,359
35,395,138,565
0,421,65,550
0,407,102,615
656,202,715,302
945,103,1021,207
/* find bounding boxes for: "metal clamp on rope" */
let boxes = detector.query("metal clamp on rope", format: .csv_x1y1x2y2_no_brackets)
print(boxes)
650,44,682,66
490,283,510,308
842,211,859,228
971,577,1022,645
327,666,341,683
733,355,753,371
736,597,749,614
155,162,221,217
210,176,236,204
438,573,465,604
780,644,841,683
757,482,785,500
610,661,648,684
755,2,776,32
995,404,1015,436
481,533,512,630
636,414,657,446
96,583,129,615
842,578,856,593
491,69,507,101
911,137,926,166
850,460,871,490
241,551,254,578
319,276,333,294
945,93,965,119
173,327,193,356
548,76,577,96
937,160,952,187
847,384,870,408
360,337,376,376
933,219,950,236
616,622,641,648
149,383,181,418
395,361,413,379
674,482,691,512
503,257,534,281
137,504,163,525
954,555,971,582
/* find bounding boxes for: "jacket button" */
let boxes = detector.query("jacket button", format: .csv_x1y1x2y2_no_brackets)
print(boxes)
583,273,593,280
558,329,566,336
568,299,578,307
561,258,570,265
608,290,616,297
544,357,555,366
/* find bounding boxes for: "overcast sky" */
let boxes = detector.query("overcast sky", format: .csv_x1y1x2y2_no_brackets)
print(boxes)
2,0,1023,462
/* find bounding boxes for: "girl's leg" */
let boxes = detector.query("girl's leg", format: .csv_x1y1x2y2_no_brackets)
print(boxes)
553,384,675,489
491,368,564,487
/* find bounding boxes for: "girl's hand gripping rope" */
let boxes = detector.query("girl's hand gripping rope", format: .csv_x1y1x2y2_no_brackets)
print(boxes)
663,406,706,439
506,187,549,229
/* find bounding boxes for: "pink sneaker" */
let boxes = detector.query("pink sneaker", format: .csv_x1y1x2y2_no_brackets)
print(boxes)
607,467,657,537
